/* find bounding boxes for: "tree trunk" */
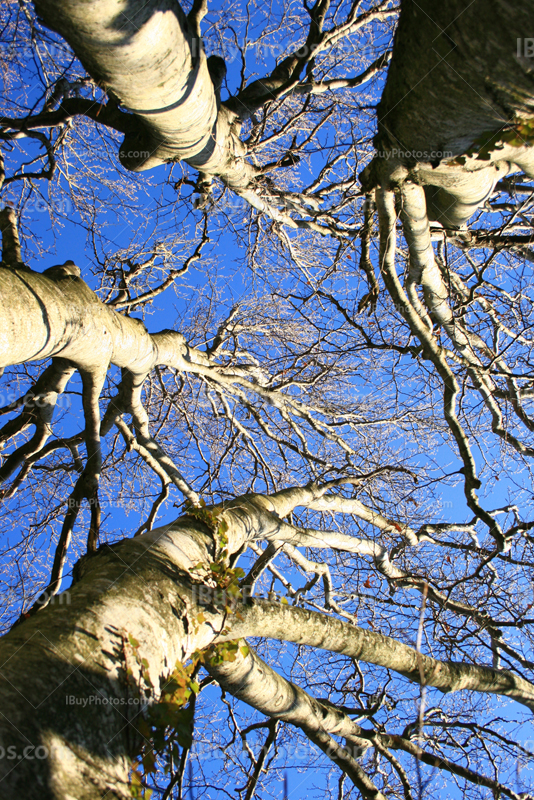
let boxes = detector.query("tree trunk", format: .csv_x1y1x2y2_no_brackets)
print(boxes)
0,517,223,798
365,0,534,226
0,465,311,798
376,0,534,158
33,0,257,185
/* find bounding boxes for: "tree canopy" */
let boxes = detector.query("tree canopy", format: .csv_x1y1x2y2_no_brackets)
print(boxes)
1,1,534,798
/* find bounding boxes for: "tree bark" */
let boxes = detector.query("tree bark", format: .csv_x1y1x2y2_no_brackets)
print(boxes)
0,265,202,374
0,491,286,798
207,643,387,800
226,600,534,711
0,519,220,798
365,0,534,227
33,0,257,185
376,0,534,159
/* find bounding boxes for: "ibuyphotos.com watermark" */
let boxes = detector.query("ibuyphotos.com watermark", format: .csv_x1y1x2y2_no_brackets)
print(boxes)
375,148,453,161
517,39,534,57
65,695,149,708
0,390,72,410
119,150,151,161
0,745,49,760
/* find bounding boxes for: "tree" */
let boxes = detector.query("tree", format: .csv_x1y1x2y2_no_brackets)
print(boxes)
1,0,534,798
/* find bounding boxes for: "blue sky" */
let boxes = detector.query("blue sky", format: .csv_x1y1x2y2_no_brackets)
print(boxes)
1,1,534,798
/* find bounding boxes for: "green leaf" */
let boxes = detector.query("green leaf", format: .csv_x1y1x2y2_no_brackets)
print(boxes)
142,749,157,773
